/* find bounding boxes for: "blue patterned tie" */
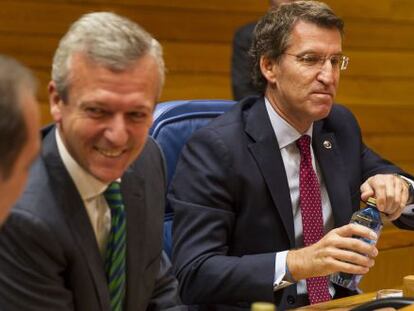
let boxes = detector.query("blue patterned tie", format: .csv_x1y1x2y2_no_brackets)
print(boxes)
104,182,126,310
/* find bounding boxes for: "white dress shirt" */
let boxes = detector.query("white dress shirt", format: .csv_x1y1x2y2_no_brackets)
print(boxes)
264,98,335,296
56,130,111,257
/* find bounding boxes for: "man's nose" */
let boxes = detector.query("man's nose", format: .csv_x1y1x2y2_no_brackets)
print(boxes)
104,115,129,146
317,60,337,85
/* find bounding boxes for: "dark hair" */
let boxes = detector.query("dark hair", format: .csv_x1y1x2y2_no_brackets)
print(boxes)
250,0,344,93
0,55,37,179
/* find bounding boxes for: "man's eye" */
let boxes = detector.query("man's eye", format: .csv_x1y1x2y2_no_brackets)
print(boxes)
85,107,106,117
299,55,321,65
330,56,341,66
129,112,148,122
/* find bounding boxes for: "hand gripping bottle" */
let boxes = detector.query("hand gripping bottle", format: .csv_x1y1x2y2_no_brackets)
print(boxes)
330,197,383,290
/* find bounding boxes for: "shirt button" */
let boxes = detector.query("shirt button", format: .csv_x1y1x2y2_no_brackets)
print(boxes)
287,295,296,305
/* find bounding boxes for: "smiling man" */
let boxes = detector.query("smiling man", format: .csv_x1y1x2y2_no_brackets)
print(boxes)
0,12,183,310
170,1,414,310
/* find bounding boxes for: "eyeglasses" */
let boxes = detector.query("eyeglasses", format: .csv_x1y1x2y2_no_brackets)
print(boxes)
284,53,350,71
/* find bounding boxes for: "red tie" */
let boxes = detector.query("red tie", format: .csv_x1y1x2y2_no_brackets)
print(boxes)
297,135,331,304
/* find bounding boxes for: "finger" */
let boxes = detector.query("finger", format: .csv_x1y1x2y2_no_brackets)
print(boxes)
328,225,378,258
385,175,399,211
381,175,407,218
370,177,387,211
332,247,376,269
385,210,400,221
336,236,378,258
385,203,406,221
360,178,374,201
394,175,409,214
335,223,378,241
329,251,372,275
401,180,410,207
391,176,405,214
301,245,371,277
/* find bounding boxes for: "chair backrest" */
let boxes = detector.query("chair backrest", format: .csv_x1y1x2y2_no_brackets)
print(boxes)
350,297,414,311
150,99,236,258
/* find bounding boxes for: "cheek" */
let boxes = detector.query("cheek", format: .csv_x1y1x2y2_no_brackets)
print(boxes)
68,121,101,146
280,71,311,93
130,127,150,149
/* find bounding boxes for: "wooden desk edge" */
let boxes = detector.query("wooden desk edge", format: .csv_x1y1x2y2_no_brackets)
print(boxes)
293,292,376,310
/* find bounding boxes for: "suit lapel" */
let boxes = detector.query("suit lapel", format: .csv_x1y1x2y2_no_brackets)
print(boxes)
42,128,111,309
121,168,146,309
312,122,353,227
244,99,295,247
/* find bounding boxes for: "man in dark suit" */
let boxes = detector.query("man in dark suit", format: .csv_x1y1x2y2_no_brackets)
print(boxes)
171,1,414,310
0,12,184,310
231,0,294,100
0,55,40,224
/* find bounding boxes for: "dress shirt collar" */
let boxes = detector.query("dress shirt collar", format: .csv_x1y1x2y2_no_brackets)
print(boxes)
55,129,108,201
264,97,313,149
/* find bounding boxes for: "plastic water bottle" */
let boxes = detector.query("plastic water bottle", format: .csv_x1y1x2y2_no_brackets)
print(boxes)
330,197,383,290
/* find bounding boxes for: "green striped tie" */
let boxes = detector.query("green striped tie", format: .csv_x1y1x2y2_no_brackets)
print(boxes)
104,182,126,311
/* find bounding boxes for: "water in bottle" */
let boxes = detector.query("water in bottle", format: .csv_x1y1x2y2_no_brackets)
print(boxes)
330,197,383,290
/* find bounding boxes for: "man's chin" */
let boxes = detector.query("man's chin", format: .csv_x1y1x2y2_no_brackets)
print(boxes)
88,165,125,183
313,105,333,121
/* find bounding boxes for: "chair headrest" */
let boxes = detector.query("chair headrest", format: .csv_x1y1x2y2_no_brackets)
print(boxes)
150,100,236,215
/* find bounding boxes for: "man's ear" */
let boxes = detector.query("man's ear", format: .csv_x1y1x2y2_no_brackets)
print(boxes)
48,81,63,123
260,55,279,84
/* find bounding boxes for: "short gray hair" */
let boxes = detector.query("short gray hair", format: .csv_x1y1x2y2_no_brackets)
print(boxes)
0,55,37,179
250,0,344,93
52,12,165,101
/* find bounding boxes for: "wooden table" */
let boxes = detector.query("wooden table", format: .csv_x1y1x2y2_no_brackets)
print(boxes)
294,291,377,310
294,274,414,310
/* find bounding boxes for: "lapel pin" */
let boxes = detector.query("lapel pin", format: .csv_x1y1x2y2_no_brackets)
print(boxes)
323,140,332,149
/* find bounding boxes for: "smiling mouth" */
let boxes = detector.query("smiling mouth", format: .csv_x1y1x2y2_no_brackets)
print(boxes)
313,91,333,96
95,147,125,158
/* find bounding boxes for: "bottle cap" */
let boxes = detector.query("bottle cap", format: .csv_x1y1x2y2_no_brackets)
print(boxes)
251,302,276,311
367,197,377,206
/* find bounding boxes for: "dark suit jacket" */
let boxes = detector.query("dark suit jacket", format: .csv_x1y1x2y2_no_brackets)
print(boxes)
0,127,184,310
169,97,414,310
231,22,260,101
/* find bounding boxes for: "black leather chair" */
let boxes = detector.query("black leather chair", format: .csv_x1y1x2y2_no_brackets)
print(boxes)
351,297,414,311
150,99,236,258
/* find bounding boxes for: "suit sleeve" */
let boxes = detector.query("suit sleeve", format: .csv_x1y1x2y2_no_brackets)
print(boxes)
0,209,73,310
147,251,187,311
170,128,276,305
146,139,187,310
337,105,414,229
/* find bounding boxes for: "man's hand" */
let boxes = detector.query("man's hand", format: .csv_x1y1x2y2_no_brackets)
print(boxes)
360,174,409,220
286,224,378,281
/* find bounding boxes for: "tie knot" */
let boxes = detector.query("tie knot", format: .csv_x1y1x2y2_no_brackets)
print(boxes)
296,135,311,157
104,182,123,210
105,181,121,193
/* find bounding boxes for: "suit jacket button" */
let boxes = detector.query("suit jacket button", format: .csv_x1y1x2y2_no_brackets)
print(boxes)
287,295,295,305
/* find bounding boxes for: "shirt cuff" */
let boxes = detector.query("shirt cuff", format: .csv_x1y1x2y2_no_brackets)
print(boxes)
273,250,294,291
